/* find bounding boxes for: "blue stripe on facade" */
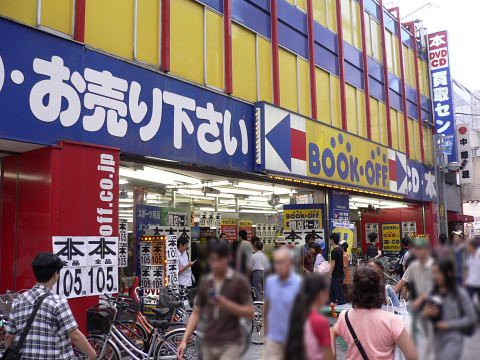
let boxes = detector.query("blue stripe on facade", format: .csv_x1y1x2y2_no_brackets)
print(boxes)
406,86,417,103
314,22,336,53
201,0,222,12
388,73,401,94
407,99,418,119
278,22,309,59
364,0,380,18
389,90,402,111
369,77,385,101
368,57,383,82
315,44,339,75
344,42,363,71
232,0,271,38
345,62,364,89
384,12,397,34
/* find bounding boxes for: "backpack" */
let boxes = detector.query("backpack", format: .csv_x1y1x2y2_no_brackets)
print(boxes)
395,249,408,275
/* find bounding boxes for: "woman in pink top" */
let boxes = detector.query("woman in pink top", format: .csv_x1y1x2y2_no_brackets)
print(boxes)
331,266,418,360
285,273,334,360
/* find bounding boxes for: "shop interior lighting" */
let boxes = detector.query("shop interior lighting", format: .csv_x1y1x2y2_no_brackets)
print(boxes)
239,209,277,214
119,203,133,208
120,166,201,186
119,178,129,185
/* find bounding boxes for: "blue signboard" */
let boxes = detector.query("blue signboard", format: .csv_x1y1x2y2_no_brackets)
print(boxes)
428,31,457,162
0,18,253,172
406,160,437,202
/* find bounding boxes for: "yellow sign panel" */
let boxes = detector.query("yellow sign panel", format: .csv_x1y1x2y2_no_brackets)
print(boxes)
283,207,323,231
306,120,391,192
381,223,401,252
239,220,253,227
221,218,238,225
331,227,355,255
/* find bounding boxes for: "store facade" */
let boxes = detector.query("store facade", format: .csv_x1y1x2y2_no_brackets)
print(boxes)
0,0,439,329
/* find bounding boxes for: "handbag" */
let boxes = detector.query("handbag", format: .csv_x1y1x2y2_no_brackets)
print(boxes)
2,292,50,360
345,310,369,360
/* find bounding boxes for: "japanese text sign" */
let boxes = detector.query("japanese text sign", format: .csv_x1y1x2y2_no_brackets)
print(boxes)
52,236,119,298
381,223,401,252
0,18,253,173
428,30,457,160
457,124,473,184
118,219,128,268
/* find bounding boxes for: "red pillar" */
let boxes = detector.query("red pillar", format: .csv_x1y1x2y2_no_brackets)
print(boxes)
307,0,318,119
335,0,348,130
425,202,439,247
271,0,280,105
379,0,393,147
74,0,86,42
0,142,120,332
224,0,233,94
359,0,372,139
161,0,171,72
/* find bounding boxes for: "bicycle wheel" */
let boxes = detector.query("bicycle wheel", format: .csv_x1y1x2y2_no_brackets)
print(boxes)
118,321,148,348
251,301,264,345
155,328,199,360
87,335,122,360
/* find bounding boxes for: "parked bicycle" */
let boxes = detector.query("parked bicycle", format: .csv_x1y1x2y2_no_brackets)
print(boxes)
76,294,198,360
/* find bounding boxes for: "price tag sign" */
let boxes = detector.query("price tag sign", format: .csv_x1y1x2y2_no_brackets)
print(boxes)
166,234,179,287
118,219,128,268
52,236,118,298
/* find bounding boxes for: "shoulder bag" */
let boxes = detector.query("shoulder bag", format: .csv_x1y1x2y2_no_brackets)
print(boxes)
345,310,369,360
3,292,50,360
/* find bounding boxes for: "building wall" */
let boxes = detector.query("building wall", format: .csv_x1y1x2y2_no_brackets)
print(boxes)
0,0,434,166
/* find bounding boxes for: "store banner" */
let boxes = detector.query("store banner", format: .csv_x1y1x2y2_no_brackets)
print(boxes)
255,102,437,202
166,234,179,287
0,18,253,173
221,218,238,241
329,191,354,252
365,223,379,238
255,223,278,246
381,223,401,252
401,221,417,238
456,124,474,184
406,160,437,202
199,211,222,227
283,204,324,247
118,219,128,268
139,235,165,293
428,30,457,161
168,212,189,227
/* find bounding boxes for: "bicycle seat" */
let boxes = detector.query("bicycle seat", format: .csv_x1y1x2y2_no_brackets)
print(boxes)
152,307,170,317
169,301,183,309
149,320,169,330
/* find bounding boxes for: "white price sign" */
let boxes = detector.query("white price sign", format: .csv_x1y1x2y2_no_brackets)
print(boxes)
118,219,128,268
52,236,118,299
166,234,179,287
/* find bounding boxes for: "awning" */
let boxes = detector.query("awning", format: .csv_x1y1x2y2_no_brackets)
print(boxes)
448,212,475,223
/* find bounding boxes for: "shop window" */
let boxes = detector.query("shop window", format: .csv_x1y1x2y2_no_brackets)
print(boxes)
85,0,135,60
232,23,257,102
170,0,204,84
346,84,358,135
390,108,399,150
298,58,312,117
379,101,388,146
206,9,224,90
136,0,160,66
356,89,367,138
279,48,299,112
397,112,406,153
370,97,380,143
315,66,331,124
330,75,342,128
41,0,74,36
0,0,36,26
257,36,273,103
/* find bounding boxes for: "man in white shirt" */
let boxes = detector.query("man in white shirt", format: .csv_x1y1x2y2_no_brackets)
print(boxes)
251,241,271,300
177,237,194,287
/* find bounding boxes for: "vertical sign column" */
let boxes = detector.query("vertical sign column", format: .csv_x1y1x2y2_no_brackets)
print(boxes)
427,30,457,162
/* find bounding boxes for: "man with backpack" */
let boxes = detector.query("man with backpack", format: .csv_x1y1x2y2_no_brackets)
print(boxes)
396,236,411,277
5,253,96,360
235,230,253,280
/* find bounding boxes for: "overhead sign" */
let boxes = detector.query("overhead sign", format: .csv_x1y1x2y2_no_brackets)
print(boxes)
428,30,457,161
255,102,437,202
0,18,253,173
283,204,325,247
456,124,473,184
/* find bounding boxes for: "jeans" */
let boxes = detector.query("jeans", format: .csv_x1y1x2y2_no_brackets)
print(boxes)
251,270,264,301
330,275,347,305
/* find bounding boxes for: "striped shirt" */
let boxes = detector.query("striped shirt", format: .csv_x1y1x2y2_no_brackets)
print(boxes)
5,284,78,359
402,257,435,299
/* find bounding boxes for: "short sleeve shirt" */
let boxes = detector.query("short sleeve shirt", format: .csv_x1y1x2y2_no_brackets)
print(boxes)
367,244,378,259
195,269,252,345
334,309,405,360
331,247,344,277
5,284,78,360
304,310,331,360
178,249,192,286
402,258,435,298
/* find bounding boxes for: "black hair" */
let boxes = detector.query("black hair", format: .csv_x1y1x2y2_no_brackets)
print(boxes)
251,235,260,245
433,258,458,294
219,232,227,238
341,242,349,252
254,241,264,251
330,232,340,245
350,266,385,309
368,232,378,243
438,233,448,246
32,253,64,283
308,242,317,249
239,230,248,240
305,233,314,243
207,239,230,258
177,237,188,248
401,236,411,247
285,274,330,360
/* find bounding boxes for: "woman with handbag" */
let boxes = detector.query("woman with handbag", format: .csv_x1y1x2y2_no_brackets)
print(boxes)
421,258,477,360
330,266,418,360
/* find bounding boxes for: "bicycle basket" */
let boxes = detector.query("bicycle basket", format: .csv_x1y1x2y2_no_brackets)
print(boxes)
87,306,113,334
0,293,20,317
116,297,140,322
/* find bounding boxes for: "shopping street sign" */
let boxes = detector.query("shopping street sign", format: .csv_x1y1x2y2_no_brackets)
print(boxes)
254,102,437,202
